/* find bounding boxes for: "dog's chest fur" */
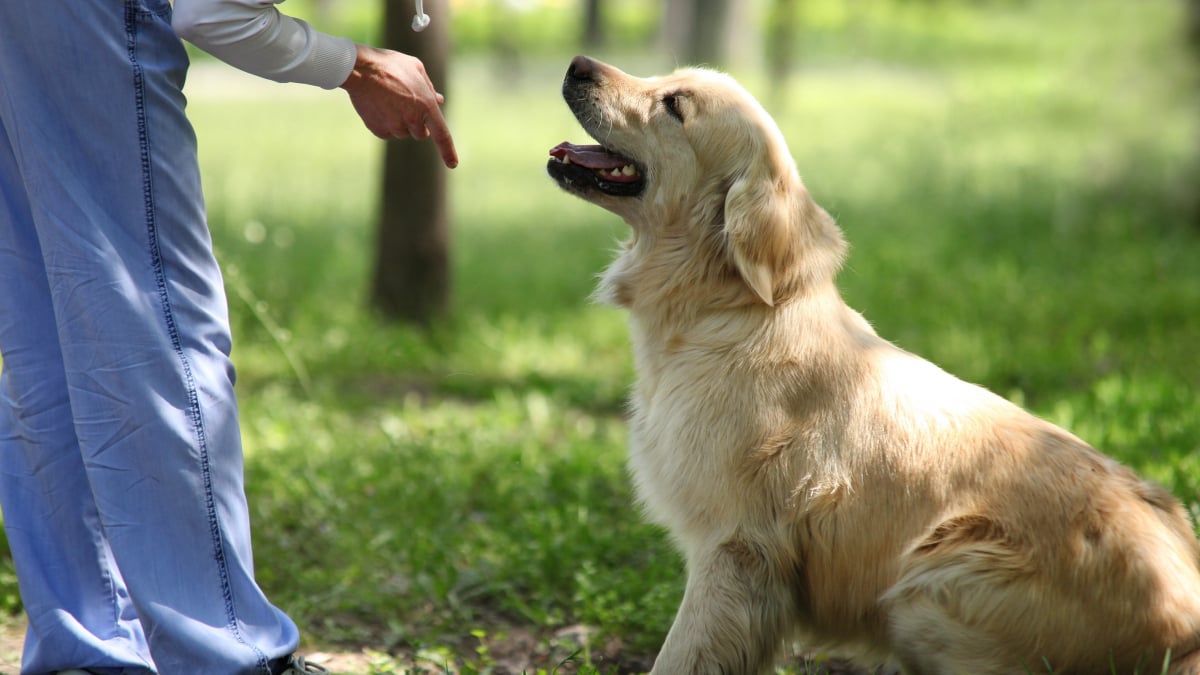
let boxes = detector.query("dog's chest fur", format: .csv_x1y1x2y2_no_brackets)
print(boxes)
619,295,859,553
624,316,758,541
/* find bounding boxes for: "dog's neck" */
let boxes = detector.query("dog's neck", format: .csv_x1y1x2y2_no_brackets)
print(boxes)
618,280,880,419
596,225,847,317
597,176,849,310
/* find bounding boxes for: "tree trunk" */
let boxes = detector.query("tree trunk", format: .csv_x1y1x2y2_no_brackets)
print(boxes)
1190,0,1200,54
371,0,451,324
1192,0,1200,229
687,0,732,67
583,0,605,50
661,0,734,68
766,0,799,103
660,0,692,60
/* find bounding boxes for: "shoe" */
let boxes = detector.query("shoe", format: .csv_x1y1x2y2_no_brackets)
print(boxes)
279,655,329,674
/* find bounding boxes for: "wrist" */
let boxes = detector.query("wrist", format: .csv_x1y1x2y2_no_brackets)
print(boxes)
340,43,377,91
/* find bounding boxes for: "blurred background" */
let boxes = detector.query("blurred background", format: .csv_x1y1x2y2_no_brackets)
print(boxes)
2,0,1199,672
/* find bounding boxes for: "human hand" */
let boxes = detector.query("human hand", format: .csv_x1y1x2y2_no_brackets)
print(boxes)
340,44,458,168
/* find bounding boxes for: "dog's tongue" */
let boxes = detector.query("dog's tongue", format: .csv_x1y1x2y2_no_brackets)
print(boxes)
550,142,631,170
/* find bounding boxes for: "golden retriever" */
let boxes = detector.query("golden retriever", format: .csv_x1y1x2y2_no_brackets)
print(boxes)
546,56,1200,675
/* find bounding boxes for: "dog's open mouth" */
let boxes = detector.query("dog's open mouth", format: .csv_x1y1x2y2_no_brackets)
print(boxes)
547,142,645,197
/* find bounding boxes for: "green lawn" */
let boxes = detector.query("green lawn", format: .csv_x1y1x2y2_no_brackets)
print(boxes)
2,0,1199,673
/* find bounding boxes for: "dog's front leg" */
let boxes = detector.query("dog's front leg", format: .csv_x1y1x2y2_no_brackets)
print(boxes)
651,537,791,675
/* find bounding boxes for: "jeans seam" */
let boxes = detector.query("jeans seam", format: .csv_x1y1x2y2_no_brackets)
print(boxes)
123,3,270,672
130,0,171,21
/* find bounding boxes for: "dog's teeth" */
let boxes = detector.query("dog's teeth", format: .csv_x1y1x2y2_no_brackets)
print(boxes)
562,155,571,164
590,166,639,178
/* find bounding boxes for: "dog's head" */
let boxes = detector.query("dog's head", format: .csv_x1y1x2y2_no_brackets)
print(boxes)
547,56,846,309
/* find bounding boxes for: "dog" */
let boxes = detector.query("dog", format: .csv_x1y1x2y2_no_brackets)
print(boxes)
546,55,1200,675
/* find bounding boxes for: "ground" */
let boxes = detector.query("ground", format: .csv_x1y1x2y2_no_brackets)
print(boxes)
0,618,644,675
0,618,386,674
1,622,17,674
0,617,887,674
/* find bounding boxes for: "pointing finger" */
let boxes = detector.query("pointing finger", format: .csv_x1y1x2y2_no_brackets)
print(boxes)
424,107,458,168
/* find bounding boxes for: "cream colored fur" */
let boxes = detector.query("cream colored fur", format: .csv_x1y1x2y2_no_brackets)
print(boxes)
550,57,1200,675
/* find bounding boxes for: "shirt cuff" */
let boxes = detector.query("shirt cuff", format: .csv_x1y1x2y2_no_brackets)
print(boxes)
304,32,356,90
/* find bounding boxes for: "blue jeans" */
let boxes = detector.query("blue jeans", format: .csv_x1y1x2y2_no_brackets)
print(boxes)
0,1,300,673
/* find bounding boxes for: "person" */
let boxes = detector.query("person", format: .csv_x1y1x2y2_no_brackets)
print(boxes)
0,0,455,672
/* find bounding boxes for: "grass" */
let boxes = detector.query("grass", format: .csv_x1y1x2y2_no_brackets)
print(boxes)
2,0,1200,672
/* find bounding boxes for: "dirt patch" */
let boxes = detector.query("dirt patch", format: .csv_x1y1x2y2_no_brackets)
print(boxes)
1,620,23,674
0,617,889,674
0,618,382,675
0,618,643,675
302,623,655,674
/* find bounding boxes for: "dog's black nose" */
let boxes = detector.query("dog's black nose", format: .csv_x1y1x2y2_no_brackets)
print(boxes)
567,55,597,82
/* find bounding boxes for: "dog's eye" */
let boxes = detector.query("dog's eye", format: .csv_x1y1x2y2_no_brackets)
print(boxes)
662,93,684,122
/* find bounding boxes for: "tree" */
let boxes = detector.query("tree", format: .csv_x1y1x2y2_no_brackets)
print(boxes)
583,0,605,49
371,0,451,324
660,0,755,70
765,0,799,104
1191,0,1200,54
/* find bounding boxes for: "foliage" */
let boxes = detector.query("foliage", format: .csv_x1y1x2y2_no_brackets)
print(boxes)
204,0,662,56
2,0,1198,673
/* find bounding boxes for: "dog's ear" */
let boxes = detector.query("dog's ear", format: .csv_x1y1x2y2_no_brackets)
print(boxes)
723,170,795,307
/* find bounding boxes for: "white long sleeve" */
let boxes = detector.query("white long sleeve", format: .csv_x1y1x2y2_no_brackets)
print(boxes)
172,0,357,90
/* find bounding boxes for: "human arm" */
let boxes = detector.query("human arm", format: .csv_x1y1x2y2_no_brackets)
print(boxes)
172,0,356,89
172,0,458,168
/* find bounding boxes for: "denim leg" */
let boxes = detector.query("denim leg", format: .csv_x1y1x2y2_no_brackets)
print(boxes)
0,108,155,675
0,1,299,673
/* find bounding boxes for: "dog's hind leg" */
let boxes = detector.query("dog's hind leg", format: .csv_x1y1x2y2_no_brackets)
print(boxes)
881,530,1044,675
650,537,793,675
886,594,1028,675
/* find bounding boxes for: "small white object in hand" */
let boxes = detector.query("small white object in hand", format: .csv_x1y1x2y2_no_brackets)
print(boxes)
412,0,430,31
